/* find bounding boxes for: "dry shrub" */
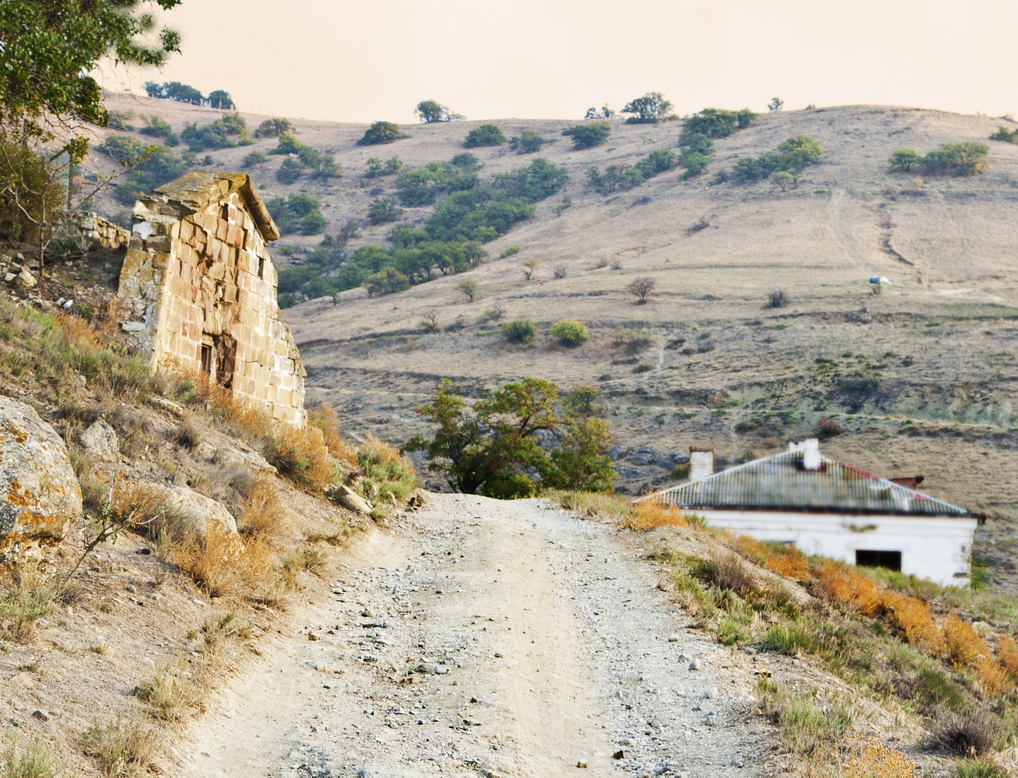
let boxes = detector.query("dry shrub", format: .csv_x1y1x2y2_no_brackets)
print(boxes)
309,404,357,467
631,501,688,529
133,654,200,721
266,423,333,493
111,481,166,526
944,614,990,669
173,526,279,602
839,739,918,778
974,657,1015,696
995,635,1018,676
237,475,290,541
174,413,203,449
0,566,56,643
357,435,418,502
279,546,328,590
81,715,158,778
732,535,810,580
556,491,635,524
814,560,884,616
927,708,1006,756
882,591,946,655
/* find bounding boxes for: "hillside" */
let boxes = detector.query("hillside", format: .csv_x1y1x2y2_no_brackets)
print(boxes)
84,94,1018,589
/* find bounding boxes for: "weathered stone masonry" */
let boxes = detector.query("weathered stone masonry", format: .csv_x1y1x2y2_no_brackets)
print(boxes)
117,173,306,425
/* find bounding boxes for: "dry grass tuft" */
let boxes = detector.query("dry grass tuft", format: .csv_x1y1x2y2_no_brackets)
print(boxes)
0,566,56,643
309,404,358,467
81,716,158,777
631,501,688,529
1,732,63,778
995,634,1018,676
133,654,200,721
279,546,328,589
173,526,280,602
237,475,290,541
944,614,990,669
839,739,918,778
266,423,334,493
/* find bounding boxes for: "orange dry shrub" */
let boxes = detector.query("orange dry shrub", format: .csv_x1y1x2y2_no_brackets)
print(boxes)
996,635,1018,676
174,525,279,601
814,560,884,616
237,475,290,542
840,739,918,778
944,613,990,669
267,422,334,493
881,590,946,655
632,501,688,530
308,404,357,468
975,656,1016,696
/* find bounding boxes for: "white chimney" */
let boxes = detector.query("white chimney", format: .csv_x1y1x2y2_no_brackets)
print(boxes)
802,438,821,471
689,448,715,481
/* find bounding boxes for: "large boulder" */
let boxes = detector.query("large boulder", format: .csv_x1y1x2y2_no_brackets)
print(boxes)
150,484,239,539
0,398,83,565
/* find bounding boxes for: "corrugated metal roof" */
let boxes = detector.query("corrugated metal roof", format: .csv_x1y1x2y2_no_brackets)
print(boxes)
652,448,969,517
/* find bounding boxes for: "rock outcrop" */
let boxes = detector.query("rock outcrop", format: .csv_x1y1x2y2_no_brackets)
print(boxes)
0,398,83,565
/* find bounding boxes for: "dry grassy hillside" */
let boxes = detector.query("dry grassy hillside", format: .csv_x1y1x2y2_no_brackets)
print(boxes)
87,95,1018,589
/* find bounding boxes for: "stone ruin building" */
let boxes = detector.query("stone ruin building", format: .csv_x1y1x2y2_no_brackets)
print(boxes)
117,173,306,425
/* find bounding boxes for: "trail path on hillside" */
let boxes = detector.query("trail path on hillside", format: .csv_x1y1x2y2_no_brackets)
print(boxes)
176,494,780,777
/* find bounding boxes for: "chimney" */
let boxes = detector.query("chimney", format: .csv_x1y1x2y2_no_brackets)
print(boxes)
689,447,715,481
802,438,821,471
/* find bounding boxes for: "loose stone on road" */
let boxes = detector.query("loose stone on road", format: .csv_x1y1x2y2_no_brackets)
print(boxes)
179,494,780,777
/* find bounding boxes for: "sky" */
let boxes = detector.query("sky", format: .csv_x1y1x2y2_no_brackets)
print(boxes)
100,0,1018,124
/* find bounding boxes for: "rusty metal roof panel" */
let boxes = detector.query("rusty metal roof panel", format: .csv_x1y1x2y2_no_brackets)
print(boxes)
653,450,969,517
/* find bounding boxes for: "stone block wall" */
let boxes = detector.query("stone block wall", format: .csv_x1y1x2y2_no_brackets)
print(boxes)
70,211,131,250
117,173,306,426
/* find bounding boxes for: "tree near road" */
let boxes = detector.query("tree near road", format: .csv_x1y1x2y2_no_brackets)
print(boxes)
406,378,616,498
625,276,657,304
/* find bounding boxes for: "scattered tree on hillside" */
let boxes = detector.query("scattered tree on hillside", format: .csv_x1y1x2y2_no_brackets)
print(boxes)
464,124,507,148
207,90,234,110
732,135,823,183
585,105,616,119
508,130,555,154
363,156,404,177
367,196,403,225
768,97,784,112
456,278,480,302
363,267,411,296
550,319,589,347
357,121,409,146
770,171,796,191
415,100,465,123
621,92,674,124
887,149,920,172
255,118,295,138
406,378,616,498
562,122,611,150
990,127,1018,143
522,257,541,280
625,276,657,304
144,81,203,105
918,142,989,177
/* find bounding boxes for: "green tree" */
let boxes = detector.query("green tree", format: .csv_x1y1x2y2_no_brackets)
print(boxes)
491,158,569,203
770,171,796,191
585,105,615,119
368,196,403,225
550,319,589,347
456,277,480,301
989,127,1018,143
255,118,295,138
207,90,234,110
621,92,674,124
920,141,989,176
363,266,410,296
357,121,409,146
501,317,537,344
888,149,920,172
405,378,616,498
144,80,201,104
415,100,465,123
508,130,554,154
242,151,268,168
464,124,507,148
768,97,784,112
680,108,738,140
562,122,611,150
777,135,823,171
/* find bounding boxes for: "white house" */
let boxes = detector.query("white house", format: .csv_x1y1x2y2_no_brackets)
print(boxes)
648,440,978,587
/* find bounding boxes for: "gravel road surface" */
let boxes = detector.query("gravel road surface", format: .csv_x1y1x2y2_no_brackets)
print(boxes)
178,494,781,777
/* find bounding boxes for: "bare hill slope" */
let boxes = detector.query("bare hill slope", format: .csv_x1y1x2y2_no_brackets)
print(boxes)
91,96,1018,582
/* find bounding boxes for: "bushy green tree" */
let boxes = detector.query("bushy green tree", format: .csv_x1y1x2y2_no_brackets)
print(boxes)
266,193,326,235
768,97,784,112
0,139,65,240
415,100,465,123
363,266,410,296
990,127,1018,143
550,319,589,347
680,108,739,140
501,317,537,344
585,105,615,119
207,90,234,110
363,156,404,177
887,149,920,172
357,121,409,146
450,153,482,174
562,122,611,150
508,130,555,154
464,124,507,148
242,151,268,168
180,114,250,151
770,171,795,191
144,80,201,104
731,135,823,183
368,196,403,225
586,149,677,194
405,378,616,498
255,118,295,138
919,142,989,176
491,158,569,202
621,92,674,124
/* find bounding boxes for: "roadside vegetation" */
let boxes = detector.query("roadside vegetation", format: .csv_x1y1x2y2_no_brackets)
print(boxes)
555,492,1018,775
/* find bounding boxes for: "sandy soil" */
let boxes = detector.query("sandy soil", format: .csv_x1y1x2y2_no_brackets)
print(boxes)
174,494,783,777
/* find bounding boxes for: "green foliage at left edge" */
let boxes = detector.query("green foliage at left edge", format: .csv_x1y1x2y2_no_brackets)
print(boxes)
0,0,181,140
405,378,617,499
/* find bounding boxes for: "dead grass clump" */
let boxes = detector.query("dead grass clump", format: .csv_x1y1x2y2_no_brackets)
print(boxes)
555,491,636,523
974,656,1015,696
927,709,1006,756
81,716,158,777
173,526,279,602
732,535,811,580
944,614,990,669
199,611,252,664
995,635,1018,676
1,732,63,778
266,423,334,493
279,546,328,589
690,550,760,600
237,475,290,541
308,404,357,467
173,413,203,449
883,591,946,655
631,500,688,529
0,566,56,643
839,739,918,778
133,654,200,721
814,560,884,616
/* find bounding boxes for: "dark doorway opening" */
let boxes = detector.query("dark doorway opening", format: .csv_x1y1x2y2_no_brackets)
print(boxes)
855,549,902,572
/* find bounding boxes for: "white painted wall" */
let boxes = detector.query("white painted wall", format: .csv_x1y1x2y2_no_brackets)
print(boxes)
697,510,978,587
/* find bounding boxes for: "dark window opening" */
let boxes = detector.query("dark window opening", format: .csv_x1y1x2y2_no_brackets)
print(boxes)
855,549,902,572
258,256,265,278
200,342,213,376
216,334,237,390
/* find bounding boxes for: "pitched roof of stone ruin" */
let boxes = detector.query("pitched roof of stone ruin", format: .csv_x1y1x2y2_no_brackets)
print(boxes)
146,172,280,241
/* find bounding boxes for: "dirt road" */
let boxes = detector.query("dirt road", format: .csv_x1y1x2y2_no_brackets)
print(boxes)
176,494,780,777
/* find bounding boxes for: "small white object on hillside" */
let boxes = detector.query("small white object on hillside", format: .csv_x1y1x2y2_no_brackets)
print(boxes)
869,276,891,285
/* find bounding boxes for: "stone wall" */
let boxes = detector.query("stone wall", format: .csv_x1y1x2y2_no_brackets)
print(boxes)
70,211,131,250
117,173,306,426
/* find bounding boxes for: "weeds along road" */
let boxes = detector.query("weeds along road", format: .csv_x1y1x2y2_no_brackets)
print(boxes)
178,494,780,777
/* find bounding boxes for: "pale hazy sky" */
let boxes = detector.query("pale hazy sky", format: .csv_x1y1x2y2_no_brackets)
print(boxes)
102,0,1018,123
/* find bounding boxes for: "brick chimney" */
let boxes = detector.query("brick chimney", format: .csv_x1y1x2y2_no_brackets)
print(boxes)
689,447,715,481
